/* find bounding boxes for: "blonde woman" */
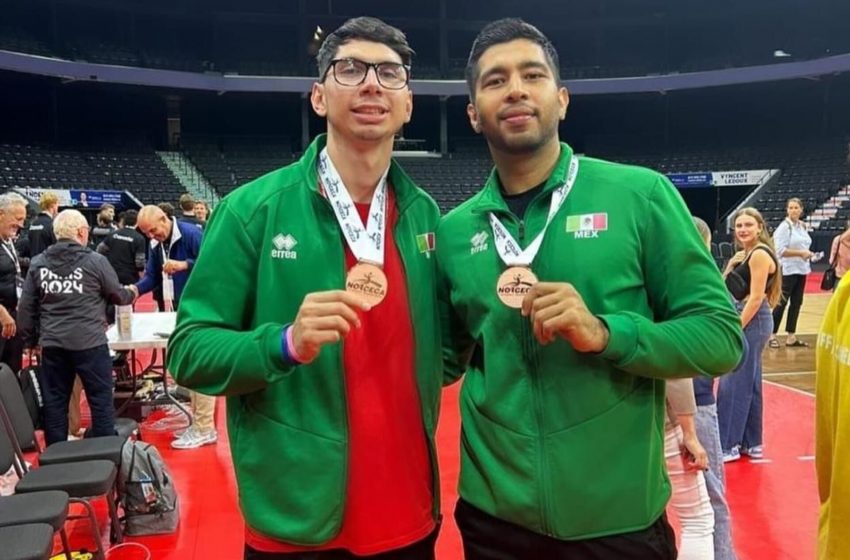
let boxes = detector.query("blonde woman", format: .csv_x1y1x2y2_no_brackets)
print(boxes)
718,208,781,462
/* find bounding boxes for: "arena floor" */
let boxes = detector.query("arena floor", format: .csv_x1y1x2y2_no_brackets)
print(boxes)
44,276,831,559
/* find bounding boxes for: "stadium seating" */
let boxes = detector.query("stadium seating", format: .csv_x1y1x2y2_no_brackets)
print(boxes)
182,136,297,196
0,141,187,205
3,133,847,230
597,139,850,231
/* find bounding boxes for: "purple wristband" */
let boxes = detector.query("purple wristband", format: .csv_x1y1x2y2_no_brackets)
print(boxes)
286,325,307,364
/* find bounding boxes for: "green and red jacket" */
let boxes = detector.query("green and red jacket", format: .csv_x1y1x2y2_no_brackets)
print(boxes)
167,135,442,545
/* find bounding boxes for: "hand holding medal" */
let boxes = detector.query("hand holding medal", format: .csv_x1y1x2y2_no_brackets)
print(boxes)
520,282,609,352
291,290,371,364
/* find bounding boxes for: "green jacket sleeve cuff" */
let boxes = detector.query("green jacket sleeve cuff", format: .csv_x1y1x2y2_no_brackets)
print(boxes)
596,313,638,364
262,323,297,378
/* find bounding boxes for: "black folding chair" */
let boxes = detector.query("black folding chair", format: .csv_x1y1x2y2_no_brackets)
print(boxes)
0,387,121,559
0,420,74,558
0,492,72,558
0,523,55,560
0,364,127,468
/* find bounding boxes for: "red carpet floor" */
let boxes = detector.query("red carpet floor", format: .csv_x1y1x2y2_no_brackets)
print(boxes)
50,380,817,559
45,295,818,559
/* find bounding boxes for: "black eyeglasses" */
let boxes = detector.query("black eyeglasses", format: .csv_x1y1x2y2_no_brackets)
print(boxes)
322,58,410,90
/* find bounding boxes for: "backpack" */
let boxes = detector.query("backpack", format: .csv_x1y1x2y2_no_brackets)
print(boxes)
118,439,179,535
17,365,44,430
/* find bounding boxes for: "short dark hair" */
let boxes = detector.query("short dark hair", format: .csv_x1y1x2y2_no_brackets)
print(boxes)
179,193,195,212
157,202,175,219
122,209,138,227
465,18,560,97
316,17,414,79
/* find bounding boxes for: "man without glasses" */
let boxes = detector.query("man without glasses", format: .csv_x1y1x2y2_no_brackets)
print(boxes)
438,18,743,559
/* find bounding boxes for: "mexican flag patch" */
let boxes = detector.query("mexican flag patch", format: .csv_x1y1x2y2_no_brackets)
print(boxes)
416,232,436,256
565,213,608,233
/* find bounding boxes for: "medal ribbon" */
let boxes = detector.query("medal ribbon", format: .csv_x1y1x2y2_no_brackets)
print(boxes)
489,156,579,267
318,147,389,266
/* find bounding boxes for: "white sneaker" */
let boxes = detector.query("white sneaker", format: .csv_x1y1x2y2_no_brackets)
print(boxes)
172,427,189,439
171,427,217,450
146,415,191,432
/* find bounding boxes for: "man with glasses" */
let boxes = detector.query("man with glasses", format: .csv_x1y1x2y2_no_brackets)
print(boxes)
167,17,442,560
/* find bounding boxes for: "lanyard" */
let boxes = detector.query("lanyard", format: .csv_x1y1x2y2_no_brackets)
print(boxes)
489,156,579,267
1,241,20,276
318,147,390,266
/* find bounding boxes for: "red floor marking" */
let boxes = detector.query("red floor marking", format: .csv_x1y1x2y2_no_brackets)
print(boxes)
806,271,825,294
723,382,817,560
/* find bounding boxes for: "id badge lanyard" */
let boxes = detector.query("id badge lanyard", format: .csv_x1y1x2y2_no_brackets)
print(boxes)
2,241,23,299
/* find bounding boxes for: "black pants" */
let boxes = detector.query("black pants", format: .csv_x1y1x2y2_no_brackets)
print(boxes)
455,499,676,560
244,527,438,560
772,273,807,334
41,344,116,446
0,331,23,374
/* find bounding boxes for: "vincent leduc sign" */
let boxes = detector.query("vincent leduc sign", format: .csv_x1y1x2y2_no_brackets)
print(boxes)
667,170,772,188
711,170,771,187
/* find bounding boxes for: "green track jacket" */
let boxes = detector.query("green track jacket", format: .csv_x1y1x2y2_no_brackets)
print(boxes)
167,135,443,545
437,143,744,540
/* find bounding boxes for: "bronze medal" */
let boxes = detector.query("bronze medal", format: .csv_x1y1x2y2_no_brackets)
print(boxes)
496,266,538,308
346,262,388,306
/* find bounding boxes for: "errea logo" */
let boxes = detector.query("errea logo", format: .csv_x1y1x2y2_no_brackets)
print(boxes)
271,233,298,259
470,231,489,255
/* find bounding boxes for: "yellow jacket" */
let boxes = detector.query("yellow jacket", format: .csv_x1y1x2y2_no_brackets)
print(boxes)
816,273,850,559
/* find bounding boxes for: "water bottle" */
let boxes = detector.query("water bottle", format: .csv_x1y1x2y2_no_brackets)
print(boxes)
116,305,133,340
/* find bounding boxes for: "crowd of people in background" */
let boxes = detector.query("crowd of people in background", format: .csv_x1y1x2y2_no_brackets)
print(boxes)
0,190,215,453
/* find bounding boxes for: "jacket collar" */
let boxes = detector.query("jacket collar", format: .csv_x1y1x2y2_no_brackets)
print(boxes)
471,142,575,215
298,134,422,212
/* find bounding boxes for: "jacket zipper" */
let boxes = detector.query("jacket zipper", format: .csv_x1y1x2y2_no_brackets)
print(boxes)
524,318,552,536
518,205,552,536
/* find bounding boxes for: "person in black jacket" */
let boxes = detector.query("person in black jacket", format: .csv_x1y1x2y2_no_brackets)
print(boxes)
177,193,204,230
18,209,136,445
0,193,28,375
89,203,118,249
96,209,146,286
28,191,59,257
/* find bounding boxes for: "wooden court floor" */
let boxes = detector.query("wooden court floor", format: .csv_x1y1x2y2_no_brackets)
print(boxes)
762,291,830,395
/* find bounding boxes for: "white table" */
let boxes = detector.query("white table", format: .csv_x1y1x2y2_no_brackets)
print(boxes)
106,312,190,423
106,311,176,351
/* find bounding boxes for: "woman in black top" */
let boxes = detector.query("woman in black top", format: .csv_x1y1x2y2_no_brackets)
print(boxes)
717,207,781,463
